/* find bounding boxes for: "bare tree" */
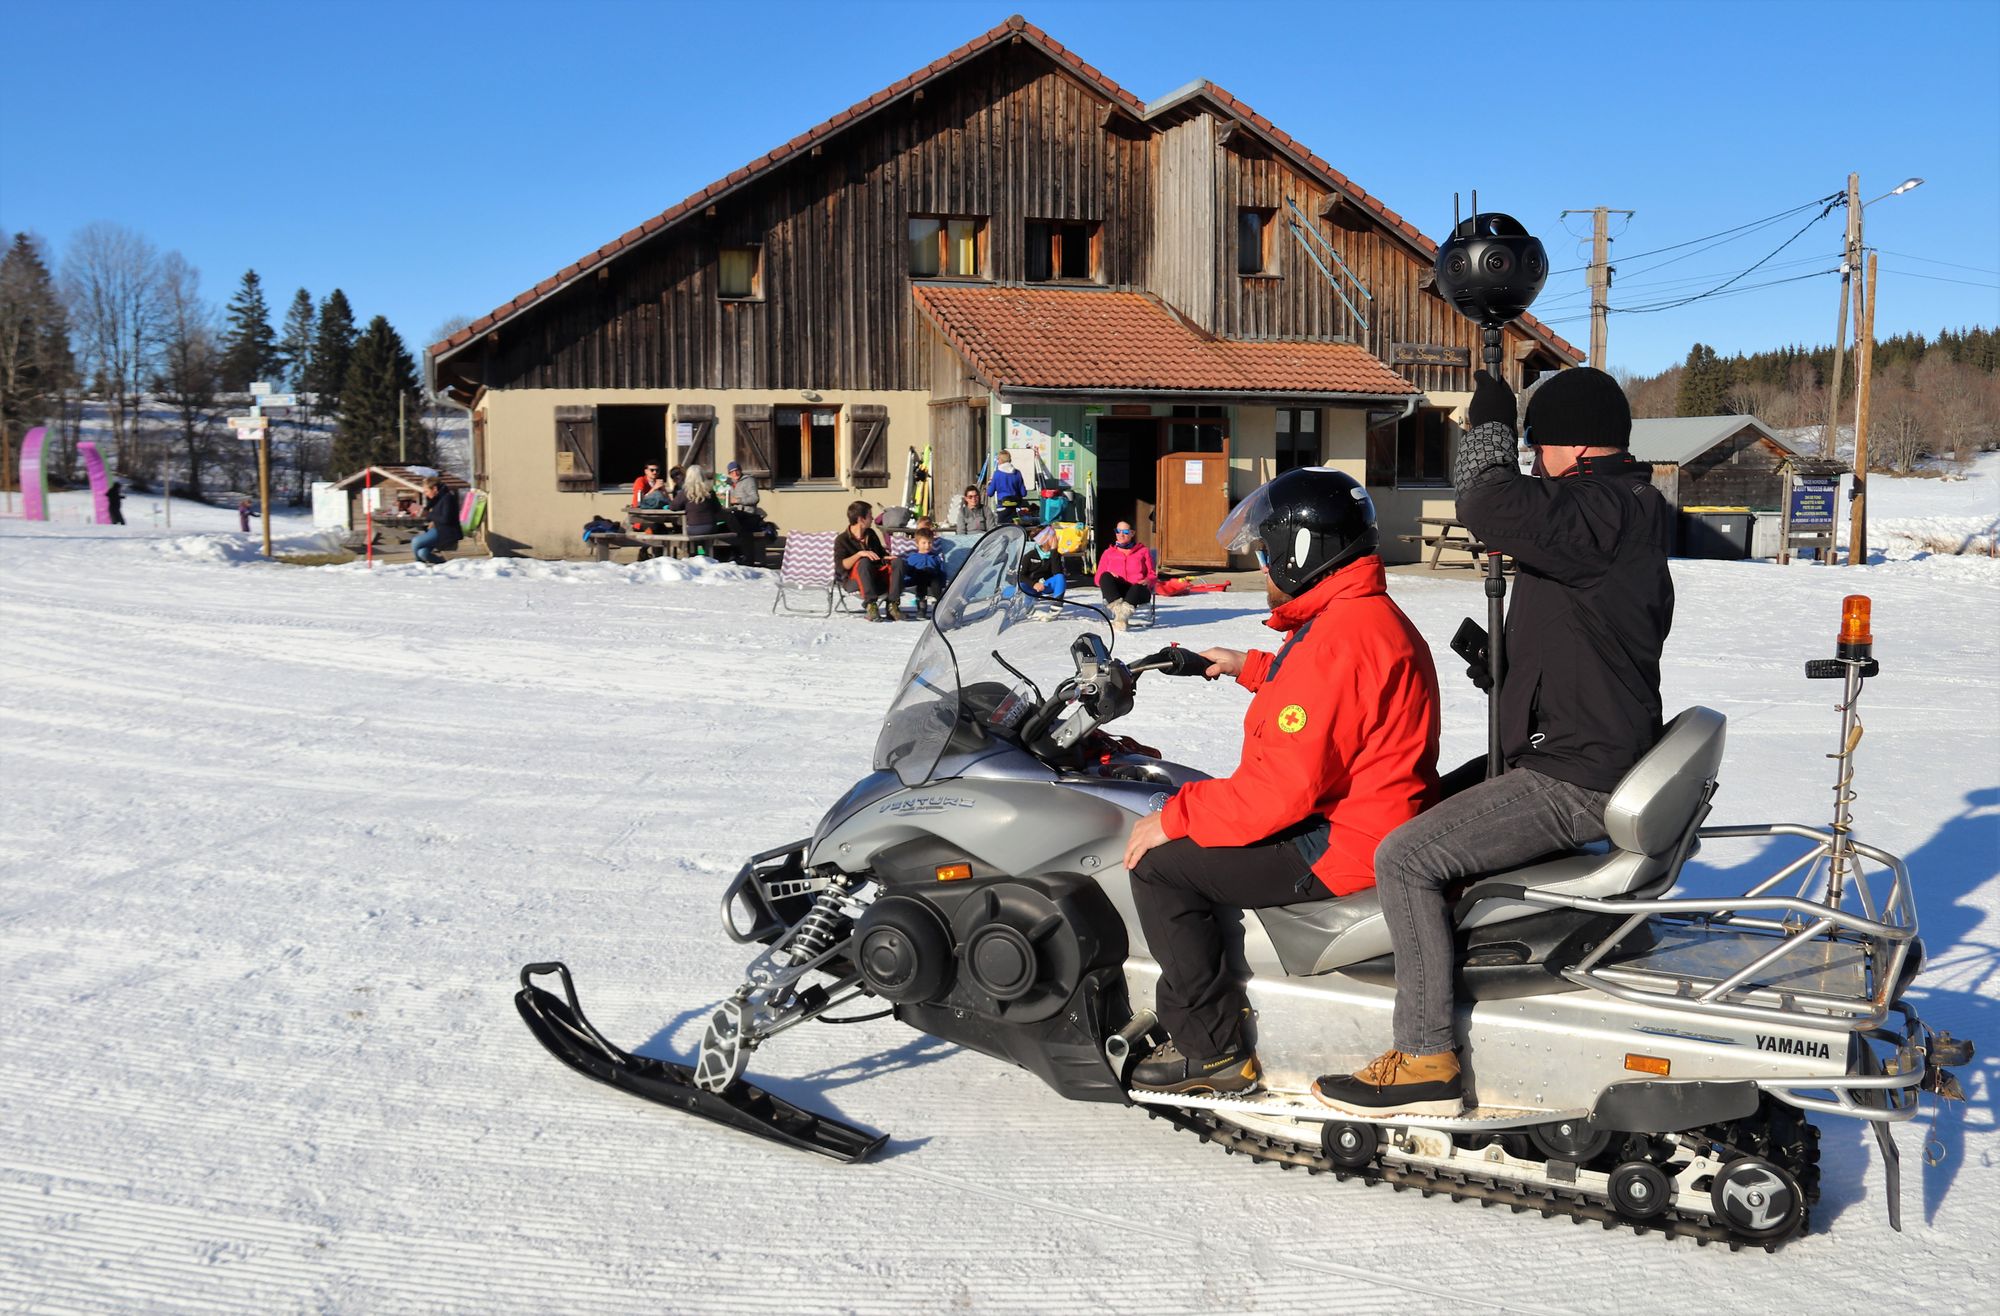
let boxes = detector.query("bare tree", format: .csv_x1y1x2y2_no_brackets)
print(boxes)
1914,354,1984,465
1722,376,1772,419
61,221,165,479
1871,380,1933,472
153,253,225,501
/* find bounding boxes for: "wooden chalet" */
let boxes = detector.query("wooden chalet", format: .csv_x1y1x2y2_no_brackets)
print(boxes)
428,14,1582,563
1627,416,1799,512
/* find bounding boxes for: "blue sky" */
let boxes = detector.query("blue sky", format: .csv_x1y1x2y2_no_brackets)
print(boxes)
4,0,1995,375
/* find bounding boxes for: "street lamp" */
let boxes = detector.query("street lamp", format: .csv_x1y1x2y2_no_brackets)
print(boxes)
1865,177,1924,206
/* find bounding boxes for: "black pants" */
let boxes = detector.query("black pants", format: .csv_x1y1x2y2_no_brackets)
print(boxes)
846,557,904,604
1130,831,1321,1060
905,567,945,606
1098,577,1151,607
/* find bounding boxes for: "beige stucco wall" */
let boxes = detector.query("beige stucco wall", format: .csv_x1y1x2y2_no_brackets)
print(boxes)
477,388,933,557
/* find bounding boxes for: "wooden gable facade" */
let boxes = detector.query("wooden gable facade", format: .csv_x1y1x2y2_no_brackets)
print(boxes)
430,15,1579,558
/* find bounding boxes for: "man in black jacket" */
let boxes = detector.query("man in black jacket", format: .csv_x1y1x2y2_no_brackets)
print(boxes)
1314,365,1674,1116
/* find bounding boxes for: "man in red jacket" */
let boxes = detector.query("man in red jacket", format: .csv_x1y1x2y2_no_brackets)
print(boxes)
1123,468,1441,1094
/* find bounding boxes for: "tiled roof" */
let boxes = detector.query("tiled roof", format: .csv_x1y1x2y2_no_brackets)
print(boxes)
913,284,1419,396
430,14,1580,368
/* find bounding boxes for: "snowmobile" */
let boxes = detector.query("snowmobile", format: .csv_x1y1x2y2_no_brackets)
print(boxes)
518,526,1972,1249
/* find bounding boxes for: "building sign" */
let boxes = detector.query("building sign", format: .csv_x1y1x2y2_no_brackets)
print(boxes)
1789,476,1838,530
1391,343,1472,368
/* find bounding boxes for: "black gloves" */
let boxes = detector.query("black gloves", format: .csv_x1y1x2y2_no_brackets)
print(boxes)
1467,370,1517,435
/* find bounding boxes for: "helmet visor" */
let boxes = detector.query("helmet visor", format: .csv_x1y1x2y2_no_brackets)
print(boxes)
1216,480,1279,555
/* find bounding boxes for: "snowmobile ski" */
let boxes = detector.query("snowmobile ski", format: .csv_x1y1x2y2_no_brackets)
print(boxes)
514,962,888,1163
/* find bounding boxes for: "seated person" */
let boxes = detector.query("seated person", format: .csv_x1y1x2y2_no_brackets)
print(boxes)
902,527,948,618
1120,468,1440,1095
834,499,905,622
670,463,726,557
636,476,672,510
1021,527,1066,600
953,485,996,536
631,462,663,507
1094,521,1157,632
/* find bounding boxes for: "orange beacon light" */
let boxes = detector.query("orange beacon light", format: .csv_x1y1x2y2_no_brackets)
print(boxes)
1838,595,1873,659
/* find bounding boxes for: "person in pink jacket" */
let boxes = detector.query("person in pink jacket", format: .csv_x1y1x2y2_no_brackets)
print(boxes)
1094,521,1157,631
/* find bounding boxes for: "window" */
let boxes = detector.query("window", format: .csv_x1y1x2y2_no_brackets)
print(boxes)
1395,408,1453,487
1025,220,1098,282
718,246,761,299
773,405,841,483
1274,408,1320,473
909,215,987,278
1165,404,1226,454
1237,207,1276,275
595,405,669,490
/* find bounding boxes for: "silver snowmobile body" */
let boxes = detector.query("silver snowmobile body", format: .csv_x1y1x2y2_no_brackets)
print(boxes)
517,527,1971,1249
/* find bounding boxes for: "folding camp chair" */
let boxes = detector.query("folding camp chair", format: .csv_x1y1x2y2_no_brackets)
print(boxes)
771,531,841,616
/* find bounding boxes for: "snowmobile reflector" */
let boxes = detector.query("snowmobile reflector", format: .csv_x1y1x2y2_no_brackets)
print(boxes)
1839,595,1872,647
1624,1053,1671,1076
935,863,973,881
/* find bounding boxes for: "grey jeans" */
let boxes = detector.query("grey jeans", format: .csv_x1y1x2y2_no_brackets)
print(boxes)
1379,766,1610,1055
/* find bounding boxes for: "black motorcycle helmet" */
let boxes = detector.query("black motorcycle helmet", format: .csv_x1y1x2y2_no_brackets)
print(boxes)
1217,467,1378,597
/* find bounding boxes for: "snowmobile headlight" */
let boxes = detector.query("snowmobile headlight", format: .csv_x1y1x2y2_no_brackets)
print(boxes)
1624,1053,1671,1076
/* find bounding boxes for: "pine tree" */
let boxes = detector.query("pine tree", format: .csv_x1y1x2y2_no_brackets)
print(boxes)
304,288,357,413
333,316,426,473
276,288,315,391
219,269,278,391
1675,342,1728,416
0,233,76,461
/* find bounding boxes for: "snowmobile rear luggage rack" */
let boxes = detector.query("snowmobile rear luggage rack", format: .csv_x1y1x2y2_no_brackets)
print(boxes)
514,961,887,1162
1462,822,1918,1034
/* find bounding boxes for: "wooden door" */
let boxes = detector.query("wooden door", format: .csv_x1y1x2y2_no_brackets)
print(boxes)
1156,445,1231,568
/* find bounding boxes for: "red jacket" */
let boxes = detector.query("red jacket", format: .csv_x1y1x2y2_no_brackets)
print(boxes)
1159,556,1441,896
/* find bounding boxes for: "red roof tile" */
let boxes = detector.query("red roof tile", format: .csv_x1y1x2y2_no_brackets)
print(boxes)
429,14,1579,369
913,284,1418,397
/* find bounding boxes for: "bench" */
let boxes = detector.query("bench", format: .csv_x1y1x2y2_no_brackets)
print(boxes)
1397,517,1489,571
589,530,735,562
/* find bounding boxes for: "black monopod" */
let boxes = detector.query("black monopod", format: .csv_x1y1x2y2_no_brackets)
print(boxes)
1431,195,1549,776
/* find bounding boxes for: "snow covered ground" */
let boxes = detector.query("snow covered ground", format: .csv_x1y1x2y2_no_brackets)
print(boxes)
2,469,1996,1313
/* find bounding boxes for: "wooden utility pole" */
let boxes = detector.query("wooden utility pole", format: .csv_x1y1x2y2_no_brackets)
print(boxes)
1821,173,1861,457
257,433,273,559
1560,206,1634,369
1848,252,1878,565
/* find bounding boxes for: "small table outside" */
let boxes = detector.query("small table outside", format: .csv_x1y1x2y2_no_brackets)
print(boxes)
1412,517,1487,571
626,506,686,532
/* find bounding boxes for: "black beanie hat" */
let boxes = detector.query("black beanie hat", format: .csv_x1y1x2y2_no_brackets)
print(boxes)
1524,367,1632,448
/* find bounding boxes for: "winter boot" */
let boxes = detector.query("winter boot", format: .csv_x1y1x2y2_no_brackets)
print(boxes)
1312,1049,1465,1117
864,601,880,622
1129,1039,1261,1096
1109,599,1133,632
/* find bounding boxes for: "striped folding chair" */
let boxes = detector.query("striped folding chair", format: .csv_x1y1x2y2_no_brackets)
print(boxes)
771,531,841,616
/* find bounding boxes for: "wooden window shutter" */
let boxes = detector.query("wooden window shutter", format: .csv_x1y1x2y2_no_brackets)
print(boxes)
678,403,717,470
849,404,890,488
554,405,597,491
733,403,774,482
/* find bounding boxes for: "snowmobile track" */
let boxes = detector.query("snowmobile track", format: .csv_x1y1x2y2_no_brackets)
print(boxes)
1149,1107,1803,1252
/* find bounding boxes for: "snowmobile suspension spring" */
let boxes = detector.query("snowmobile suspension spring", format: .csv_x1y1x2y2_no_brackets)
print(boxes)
783,885,849,967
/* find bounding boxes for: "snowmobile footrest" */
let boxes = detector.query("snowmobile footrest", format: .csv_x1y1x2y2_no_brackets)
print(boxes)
514,961,888,1164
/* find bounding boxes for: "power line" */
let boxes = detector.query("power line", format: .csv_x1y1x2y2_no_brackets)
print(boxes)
1533,252,1835,306
1544,192,1840,277
1877,267,2000,290
1607,202,1842,314
1533,268,1840,326
1875,249,2000,277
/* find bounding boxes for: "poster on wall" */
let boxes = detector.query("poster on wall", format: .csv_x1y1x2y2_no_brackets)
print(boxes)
1057,460,1075,485
1004,415,1055,478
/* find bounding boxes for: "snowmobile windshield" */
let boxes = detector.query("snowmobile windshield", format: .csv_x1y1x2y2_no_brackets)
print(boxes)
873,527,1112,786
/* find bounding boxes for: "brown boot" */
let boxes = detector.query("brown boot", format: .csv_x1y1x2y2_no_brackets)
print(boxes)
1311,1049,1465,1117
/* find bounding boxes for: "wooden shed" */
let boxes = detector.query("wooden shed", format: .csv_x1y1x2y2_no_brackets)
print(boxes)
323,465,471,528
1629,416,1798,511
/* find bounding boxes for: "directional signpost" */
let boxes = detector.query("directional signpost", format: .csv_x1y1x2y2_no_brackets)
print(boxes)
241,385,277,557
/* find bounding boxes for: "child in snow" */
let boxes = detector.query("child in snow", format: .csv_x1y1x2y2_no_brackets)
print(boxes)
902,528,948,618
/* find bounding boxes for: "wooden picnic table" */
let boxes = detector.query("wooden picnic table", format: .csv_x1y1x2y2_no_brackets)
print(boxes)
626,506,685,530
1399,516,1491,572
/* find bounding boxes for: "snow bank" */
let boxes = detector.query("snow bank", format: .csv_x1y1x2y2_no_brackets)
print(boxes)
340,554,770,585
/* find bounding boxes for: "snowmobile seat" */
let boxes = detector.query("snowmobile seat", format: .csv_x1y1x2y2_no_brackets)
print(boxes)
1253,707,1727,978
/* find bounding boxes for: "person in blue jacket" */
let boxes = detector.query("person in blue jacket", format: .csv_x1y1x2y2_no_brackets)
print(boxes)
987,455,1027,521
